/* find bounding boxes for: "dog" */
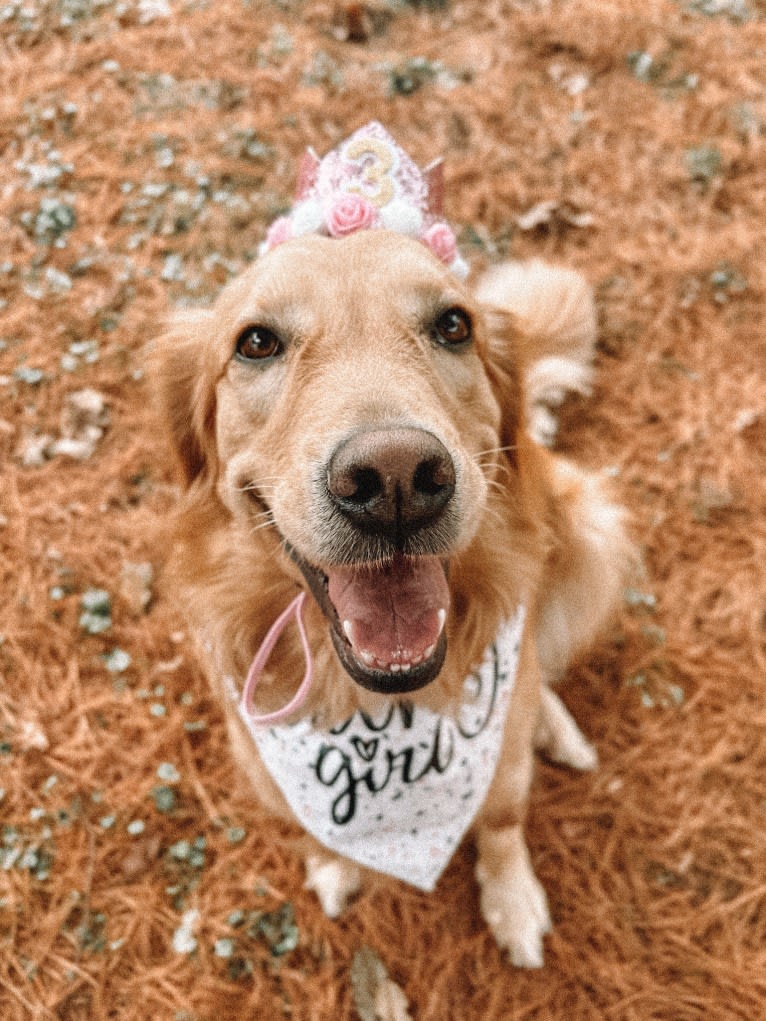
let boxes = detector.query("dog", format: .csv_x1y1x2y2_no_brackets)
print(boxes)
151,124,631,968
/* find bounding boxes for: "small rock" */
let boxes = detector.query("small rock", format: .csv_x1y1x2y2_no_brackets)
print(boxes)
119,561,154,615
351,946,412,1021
516,200,594,231
172,909,200,955
18,718,49,752
56,388,109,460
79,588,112,634
16,432,55,467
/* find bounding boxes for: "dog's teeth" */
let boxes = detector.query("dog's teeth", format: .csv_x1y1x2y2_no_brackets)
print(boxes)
359,649,376,667
437,608,447,634
400,662,411,673
389,663,401,673
343,620,354,644
423,643,435,660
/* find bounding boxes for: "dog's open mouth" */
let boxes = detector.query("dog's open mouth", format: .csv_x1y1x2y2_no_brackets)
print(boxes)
287,545,449,694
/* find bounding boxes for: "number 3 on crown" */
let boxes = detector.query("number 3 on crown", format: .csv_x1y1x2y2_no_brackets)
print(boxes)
345,136,395,209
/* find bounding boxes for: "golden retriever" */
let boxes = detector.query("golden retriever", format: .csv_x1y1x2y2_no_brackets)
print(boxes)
151,222,630,967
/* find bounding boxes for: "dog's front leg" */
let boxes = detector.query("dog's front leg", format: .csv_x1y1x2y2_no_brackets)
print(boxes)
474,741,552,968
535,683,598,771
475,820,551,968
474,630,551,967
217,689,364,919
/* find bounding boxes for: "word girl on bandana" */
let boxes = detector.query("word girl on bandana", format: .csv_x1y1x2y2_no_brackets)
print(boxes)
236,608,525,892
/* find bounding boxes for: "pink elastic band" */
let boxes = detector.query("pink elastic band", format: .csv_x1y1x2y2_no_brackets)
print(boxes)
239,592,314,726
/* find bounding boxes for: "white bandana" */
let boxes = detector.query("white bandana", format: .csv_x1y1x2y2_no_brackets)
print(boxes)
230,608,525,892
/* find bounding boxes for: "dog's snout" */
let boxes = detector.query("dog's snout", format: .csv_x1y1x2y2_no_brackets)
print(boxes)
327,428,456,541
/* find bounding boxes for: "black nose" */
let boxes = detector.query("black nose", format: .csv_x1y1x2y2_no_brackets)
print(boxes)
326,427,456,543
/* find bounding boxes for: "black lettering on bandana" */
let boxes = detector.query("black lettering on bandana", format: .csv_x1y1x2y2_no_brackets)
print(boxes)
313,645,502,825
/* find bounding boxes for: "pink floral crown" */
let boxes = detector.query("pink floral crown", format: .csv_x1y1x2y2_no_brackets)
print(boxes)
259,121,468,279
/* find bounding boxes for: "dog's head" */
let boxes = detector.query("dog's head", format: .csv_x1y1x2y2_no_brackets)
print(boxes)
153,228,528,696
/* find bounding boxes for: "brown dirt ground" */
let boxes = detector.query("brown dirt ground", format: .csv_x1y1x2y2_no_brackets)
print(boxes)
2,1,766,1018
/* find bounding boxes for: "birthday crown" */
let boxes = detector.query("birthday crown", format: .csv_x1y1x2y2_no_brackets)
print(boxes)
259,122,468,279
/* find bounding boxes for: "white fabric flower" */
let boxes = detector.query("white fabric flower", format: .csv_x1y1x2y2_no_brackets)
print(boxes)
379,198,423,237
290,198,325,236
449,254,470,280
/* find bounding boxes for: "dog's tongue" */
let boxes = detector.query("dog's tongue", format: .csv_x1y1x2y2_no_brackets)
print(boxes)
327,556,449,671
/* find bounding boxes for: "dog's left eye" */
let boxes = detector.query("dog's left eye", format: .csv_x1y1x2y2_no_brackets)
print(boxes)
433,307,472,347
235,325,283,362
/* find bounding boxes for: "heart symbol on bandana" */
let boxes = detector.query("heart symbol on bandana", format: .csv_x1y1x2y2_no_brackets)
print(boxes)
351,737,379,762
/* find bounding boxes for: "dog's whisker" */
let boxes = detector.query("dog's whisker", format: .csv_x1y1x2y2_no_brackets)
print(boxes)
477,501,507,531
473,444,518,459
248,523,278,540
236,476,285,496
475,459,505,478
473,450,517,476
483,477,507,497
475,453,515,484
247,509,275,528
475,468,511,496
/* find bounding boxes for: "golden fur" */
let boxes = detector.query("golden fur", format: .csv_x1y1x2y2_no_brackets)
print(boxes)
151,230,631,967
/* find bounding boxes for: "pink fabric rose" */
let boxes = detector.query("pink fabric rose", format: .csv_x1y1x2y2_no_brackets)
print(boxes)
326,193,377,238
265,215,293,250
423,221,457,264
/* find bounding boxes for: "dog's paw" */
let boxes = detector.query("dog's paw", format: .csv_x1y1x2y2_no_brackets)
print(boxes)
476,854,552,968
304,854,362,918
528,403,560,448
552,726,599,772
526,355,593,448
535,685,599,772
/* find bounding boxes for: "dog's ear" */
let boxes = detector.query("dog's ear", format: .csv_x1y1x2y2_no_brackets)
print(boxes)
477,304,526,460
149,309,219,487
477,298,575,549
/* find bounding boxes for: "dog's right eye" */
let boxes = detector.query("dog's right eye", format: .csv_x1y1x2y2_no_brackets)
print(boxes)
234,325,283,362
433,307,473,348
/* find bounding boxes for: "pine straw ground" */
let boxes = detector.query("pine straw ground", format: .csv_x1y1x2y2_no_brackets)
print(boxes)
1,1,766,1018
